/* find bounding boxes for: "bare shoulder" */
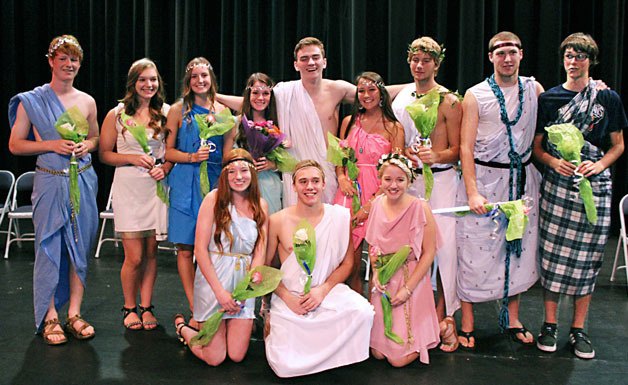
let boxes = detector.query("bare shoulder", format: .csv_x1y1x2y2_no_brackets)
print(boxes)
214,101,227,112
442,92,461,107
260,197,269,213
200,189,218,209
534,81,545,96
269,208,285,226
170,100,183,111
326,79,353,93
461,90,478,110
167,101,183,117
75,89,96,105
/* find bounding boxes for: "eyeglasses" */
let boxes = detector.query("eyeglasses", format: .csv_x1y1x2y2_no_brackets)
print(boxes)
564,53,589,62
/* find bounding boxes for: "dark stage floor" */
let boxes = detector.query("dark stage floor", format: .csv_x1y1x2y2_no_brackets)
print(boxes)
1,230,627,385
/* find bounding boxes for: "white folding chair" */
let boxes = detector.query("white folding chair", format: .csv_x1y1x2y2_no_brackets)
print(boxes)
610,194,628,289
94,188,120,258
4,171,35,259
0,170,16,238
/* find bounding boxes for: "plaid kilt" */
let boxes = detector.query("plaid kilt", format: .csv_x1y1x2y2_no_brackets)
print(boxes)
538,168,611,295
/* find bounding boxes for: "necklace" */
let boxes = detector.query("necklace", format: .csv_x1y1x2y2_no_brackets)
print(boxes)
486,74,528,330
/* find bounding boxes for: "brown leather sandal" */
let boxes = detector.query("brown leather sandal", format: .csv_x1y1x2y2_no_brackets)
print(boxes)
439,316,459,353
65,314,95,340
42,318,67,345
174,313,198,346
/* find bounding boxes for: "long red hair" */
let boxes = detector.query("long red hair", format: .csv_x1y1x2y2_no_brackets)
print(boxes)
213,148,266,253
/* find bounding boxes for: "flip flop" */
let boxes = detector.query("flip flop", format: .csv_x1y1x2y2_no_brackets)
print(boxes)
458,330,476,350
508,325,535,345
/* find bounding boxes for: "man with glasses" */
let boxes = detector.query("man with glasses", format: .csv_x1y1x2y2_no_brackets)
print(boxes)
533,33,625,359
457,31,544,349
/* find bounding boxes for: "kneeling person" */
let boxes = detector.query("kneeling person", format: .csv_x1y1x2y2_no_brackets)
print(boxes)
265,160,374,378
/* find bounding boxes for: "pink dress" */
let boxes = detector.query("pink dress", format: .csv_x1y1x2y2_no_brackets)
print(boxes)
333,117,392,248
365,197,440,364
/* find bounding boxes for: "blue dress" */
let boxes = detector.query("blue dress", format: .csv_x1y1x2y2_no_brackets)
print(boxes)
8,84,99,330
168,104,225,245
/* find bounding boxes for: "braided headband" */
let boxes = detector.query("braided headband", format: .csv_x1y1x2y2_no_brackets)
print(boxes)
489,42,522,52
46,37,83,58
222,157,255,169
186,62,213,73
377,153,417,182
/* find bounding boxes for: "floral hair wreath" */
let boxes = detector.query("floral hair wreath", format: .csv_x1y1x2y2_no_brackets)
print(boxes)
407,43,446,63
358,79,385,89
377,152,418,182
186,62,213,73
46,37,83,58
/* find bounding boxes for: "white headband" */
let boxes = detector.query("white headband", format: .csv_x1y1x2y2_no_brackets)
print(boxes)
186,62,212,73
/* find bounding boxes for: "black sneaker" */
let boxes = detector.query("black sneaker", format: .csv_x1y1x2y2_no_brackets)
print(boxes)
569,328,595,359
537,322,558,352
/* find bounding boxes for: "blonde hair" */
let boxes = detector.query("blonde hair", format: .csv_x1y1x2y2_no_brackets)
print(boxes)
292,160,325,184
407,36,444,67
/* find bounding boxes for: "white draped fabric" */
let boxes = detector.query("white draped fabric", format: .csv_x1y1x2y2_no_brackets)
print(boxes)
273,81,338,206
392,83,461,316
265,204,374,377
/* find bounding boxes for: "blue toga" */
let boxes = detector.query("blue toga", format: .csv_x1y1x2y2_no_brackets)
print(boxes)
168,104,224,245
8,84,99,330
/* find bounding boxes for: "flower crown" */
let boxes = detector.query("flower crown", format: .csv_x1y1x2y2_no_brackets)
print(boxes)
407,43,446,63
186,62,213,73
377,152,417,182
358,79,385,89
46,37,83,58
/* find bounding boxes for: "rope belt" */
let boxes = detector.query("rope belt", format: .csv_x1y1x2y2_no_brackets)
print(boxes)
36,162,93,176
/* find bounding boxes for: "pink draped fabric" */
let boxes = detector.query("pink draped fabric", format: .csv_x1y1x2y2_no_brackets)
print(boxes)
365,197,440,364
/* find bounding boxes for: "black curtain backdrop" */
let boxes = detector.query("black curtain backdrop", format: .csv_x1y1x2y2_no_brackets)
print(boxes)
1,0,626,229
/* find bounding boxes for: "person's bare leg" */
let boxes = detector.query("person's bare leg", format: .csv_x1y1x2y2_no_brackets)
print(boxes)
507,294,533,343
387,352,420,367
349,242,364,294
371,348,385,360
139,236,159,329
435,272,446,321
226,319,254,362
458,301,475,348
543,289,559,324
120,238,143,329
176,245,197,328
572,294,591,329
67,264,94,337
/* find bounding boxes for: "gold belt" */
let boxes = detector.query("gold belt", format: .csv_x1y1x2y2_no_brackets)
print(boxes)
210,250,250,271
36,162,93,176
